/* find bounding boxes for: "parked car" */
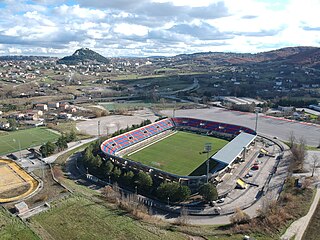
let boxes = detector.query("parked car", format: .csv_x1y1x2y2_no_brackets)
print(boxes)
245,172,253,178
217,198,225,203
6,153,18,160
251,164,259,170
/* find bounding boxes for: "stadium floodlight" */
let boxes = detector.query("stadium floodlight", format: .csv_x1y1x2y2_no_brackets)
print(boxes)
204,143,212,183
13,139,22,160
255,109,259,133
98,120,101,144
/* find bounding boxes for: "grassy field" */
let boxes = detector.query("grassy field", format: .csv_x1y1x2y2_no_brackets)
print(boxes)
125,131,228,176
0,207,39,240
303,199,320,240
99,101,194,111
0,127,60,156
31,196,186,240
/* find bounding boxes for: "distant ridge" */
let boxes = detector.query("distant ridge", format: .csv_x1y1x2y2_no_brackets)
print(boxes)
57,48,109,65
174,46,320,67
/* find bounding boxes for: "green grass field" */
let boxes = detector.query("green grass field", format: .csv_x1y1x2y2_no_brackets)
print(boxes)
32,196,186,240
125,131,228,176
0,127,60,156
0,207,39,240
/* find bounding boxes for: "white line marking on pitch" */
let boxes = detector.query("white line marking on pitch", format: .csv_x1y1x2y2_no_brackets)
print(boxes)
127,131,177,156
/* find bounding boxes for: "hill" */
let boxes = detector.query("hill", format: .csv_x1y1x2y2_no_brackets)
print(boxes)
58,48,109,65
173,46,320,67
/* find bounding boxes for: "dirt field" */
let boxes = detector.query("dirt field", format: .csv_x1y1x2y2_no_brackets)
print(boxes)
0,159,38,203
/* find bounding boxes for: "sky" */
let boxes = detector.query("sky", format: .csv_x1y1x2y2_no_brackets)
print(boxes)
0,0,319,57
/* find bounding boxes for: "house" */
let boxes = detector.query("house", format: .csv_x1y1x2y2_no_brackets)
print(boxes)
25,110,43,121
58,112,72,119
0,121,10,129
59,102,70,110
69,107,77,113
15,201,28,215
48,102,59,109
35,104,48,111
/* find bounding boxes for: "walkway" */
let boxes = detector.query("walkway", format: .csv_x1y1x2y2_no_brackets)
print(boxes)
43,137,97,164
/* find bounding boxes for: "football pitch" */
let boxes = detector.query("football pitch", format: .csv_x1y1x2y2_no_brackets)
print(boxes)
0,128,60,156
125,131,228,176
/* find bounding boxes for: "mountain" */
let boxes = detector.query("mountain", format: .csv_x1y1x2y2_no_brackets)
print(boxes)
57,48,109,65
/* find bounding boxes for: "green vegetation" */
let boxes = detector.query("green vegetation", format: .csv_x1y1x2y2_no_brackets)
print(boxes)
134,171,153,193
0,127,60,155
39,131,77,157
125,131,228,176
199,183,218,202
303,199,320,240
157,182,191,203
0,207,39,240
31,196,186,240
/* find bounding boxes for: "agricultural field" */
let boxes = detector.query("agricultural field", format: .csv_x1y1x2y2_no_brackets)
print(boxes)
0,127,60,156
0,207,39,240
125,131,228,176
31,196,186,240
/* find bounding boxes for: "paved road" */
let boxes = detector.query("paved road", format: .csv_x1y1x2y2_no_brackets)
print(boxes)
161,107,320,146
44,137,97,164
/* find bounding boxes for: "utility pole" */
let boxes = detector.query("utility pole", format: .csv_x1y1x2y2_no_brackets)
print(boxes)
18,139,22,160
255,109,259,133
98,120,101,144
204,143,212,183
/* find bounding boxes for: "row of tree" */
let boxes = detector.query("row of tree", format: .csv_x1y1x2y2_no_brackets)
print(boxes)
40,131,77,157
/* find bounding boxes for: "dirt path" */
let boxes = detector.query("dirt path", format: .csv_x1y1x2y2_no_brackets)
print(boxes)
281,185,320,240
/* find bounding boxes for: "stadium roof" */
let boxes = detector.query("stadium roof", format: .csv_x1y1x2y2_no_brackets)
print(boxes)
211,132,256,166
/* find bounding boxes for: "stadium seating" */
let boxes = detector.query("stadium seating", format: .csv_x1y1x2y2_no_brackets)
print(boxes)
101,118,174,155
171,117,256,135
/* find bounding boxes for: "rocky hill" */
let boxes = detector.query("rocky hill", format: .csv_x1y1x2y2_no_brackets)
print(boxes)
58,48,109,65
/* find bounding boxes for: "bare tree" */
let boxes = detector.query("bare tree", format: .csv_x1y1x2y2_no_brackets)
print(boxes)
288,131,296,149
311,154,319,177
175,206,190,226
230,208,250,225
290,138,307,173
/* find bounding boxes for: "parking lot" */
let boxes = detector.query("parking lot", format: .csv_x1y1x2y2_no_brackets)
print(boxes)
162,107,320,146
76,109,158,136
214,138,281,213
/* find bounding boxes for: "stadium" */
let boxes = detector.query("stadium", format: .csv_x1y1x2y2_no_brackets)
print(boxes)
101,117,257,188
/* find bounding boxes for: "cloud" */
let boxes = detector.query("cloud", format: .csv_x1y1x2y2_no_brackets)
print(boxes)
303,26,320,31
169,22,233,40
0,0,319,56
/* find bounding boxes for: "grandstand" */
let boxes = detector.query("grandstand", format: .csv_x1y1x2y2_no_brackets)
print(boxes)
101,117,256,187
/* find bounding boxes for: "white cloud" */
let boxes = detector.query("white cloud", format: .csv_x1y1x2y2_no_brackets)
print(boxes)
114,23,149,36
0,0,319,56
